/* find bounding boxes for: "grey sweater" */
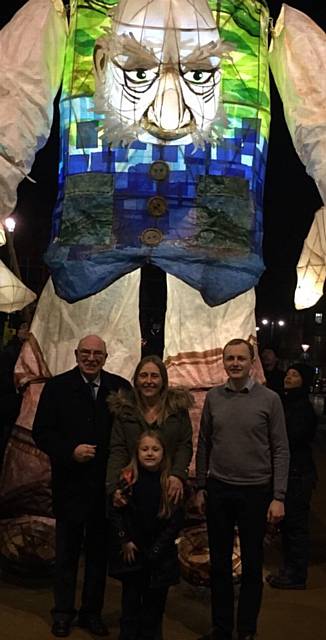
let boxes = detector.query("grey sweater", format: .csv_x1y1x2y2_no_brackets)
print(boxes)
196,382,289,501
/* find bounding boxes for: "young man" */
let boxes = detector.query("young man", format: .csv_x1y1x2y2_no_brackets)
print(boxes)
33,335,131,638
196,338,289,640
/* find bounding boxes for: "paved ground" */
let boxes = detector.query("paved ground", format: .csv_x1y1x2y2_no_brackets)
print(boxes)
1,432,326,640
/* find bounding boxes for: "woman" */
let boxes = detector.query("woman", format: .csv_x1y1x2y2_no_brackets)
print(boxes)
267,363,317,589
107,355,193,507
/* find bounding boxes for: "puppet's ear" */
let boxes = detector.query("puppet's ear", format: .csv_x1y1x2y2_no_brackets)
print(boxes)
93,43,109,84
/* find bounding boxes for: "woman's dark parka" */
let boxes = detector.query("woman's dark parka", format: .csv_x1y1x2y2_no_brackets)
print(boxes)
106,388,193,495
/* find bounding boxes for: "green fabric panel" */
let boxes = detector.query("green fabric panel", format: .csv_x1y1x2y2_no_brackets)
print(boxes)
60,173,114,244
193,175,251,253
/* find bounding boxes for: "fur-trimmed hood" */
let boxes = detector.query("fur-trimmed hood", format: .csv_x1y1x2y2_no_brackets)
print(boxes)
107,386,194,419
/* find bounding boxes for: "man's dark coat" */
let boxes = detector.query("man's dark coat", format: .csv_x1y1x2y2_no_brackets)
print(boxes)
32,366,130,521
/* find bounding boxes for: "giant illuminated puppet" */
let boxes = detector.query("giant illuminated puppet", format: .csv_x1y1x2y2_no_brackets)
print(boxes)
43,0,268,314
0,0,325,572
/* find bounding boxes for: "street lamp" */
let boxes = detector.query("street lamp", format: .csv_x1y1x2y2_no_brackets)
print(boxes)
4,216,16,233
260,318,285,342
3,216,21,279
301,344,310,361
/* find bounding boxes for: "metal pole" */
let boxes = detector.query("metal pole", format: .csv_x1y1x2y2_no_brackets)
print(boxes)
270,320,275,343
4,227,22,280
4,227,31,323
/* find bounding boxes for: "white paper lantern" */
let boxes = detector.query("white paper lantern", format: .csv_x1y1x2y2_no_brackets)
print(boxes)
0,260,37,313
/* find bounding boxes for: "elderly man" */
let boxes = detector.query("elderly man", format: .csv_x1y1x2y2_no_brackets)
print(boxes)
33,335,131,638
196,338,289,640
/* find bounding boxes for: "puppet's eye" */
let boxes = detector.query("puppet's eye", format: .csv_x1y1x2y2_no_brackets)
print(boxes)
124,69,158,84
183,69,215,85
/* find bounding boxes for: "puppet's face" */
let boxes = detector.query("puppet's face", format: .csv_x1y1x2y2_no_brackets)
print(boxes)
94,0,225,145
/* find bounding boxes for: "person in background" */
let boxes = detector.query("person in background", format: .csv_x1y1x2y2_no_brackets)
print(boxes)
33,335,131,639
196,338,289,640
108,430,183,640
267,363,317,590
260,346,285,397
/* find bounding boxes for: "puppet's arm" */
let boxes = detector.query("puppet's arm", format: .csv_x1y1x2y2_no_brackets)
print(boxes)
294,206,326,310
269,4,326,309
0,0,67,225
269,4,326,203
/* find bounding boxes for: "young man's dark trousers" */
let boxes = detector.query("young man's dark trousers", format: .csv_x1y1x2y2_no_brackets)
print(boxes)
206,478,272,640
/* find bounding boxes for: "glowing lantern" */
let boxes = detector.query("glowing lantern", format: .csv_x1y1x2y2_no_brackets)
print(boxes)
0,260,37,313
44,0,271,306
294,207,326,310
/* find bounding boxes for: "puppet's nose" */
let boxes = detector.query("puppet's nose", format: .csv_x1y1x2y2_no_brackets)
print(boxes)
148,69,191,132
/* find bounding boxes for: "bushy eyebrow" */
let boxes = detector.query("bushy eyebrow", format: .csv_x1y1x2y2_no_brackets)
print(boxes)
181,40,223,70
112,33,159,69
111,34,229,71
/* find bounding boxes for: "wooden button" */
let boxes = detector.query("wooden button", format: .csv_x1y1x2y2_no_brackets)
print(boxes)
149,161,169,181
140,228,163,246
147,196,167,217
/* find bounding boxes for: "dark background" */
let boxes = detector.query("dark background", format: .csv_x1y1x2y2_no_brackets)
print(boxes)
0,1,325,320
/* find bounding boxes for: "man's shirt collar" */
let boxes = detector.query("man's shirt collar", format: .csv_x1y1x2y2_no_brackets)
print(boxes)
80,372,101,387
224,376,255,393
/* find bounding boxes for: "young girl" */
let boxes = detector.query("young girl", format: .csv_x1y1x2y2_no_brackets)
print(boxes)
108,430,184,640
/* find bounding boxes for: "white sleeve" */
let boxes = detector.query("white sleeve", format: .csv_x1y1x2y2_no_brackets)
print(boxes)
269,4,326,205
294,206,326,310
0,0,67,218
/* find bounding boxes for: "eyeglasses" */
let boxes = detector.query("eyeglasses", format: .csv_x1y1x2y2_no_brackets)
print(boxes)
77,349,106,358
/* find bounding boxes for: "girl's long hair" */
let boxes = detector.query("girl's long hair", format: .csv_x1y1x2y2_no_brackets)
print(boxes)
120,429,173,519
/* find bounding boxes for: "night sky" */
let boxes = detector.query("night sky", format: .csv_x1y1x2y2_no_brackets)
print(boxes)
1,1,325,314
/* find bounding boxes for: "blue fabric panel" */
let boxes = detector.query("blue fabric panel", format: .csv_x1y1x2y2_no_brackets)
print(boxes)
46,242,264,307
47,95,269,304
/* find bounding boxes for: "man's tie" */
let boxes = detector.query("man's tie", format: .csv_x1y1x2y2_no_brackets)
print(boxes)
88,381,97,401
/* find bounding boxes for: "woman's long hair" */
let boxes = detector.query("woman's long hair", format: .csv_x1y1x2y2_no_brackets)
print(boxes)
107,355,193,424
120,429,172,518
